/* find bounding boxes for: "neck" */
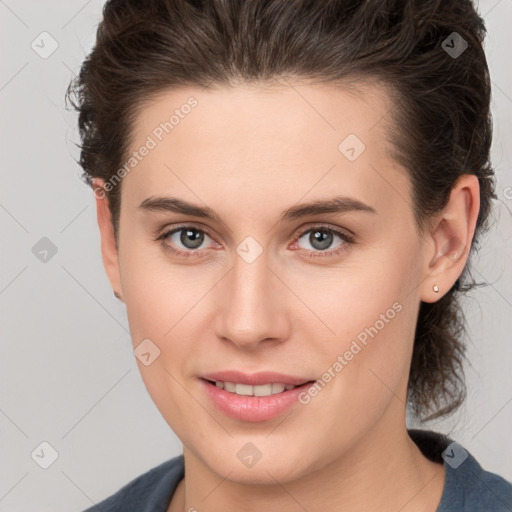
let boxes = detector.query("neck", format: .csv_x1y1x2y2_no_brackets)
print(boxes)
171,415,445,512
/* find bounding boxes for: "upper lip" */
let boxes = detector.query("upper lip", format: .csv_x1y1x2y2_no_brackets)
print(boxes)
201,370,313,386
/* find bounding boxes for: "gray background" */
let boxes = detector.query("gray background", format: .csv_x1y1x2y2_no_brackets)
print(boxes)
0,1,511,510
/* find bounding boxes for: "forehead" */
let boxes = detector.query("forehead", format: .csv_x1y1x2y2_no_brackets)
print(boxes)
122,81,409,220
130,79,395,154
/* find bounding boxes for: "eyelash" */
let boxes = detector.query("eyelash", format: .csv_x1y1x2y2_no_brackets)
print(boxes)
155,223,355,260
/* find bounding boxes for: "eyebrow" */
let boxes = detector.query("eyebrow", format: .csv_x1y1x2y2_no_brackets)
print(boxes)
138,195,377,224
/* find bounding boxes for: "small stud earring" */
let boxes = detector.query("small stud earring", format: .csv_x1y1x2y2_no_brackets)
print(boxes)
114,290,122,300
433,285,439,293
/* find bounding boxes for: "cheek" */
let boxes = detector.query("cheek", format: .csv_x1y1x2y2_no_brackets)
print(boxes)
321,291,413,394
119,244,214,409
294,292,416,452
119,239,204,340
312,237,421,405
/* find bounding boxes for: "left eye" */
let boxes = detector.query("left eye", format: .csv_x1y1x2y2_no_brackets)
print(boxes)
294,226,352,254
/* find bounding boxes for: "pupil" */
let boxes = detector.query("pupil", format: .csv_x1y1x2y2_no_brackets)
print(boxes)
181,228,204,249
311,230,332,250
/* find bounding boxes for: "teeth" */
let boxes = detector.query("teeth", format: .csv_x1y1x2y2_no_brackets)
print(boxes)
271,383,285,394
214,381,299,397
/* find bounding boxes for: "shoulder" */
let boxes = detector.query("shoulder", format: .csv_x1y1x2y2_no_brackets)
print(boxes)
81,453,184,512
409,429,512,512
443,451,512,511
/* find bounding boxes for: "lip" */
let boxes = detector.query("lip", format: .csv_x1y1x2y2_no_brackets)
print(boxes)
199,376,317,422
201,370,311,386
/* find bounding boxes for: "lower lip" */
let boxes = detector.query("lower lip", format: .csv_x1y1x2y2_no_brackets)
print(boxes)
200,378,316,422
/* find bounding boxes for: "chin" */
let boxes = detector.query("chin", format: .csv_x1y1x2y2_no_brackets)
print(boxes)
196,440,316,485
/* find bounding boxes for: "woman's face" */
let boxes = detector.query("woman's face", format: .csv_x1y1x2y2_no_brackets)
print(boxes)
99,81,436,482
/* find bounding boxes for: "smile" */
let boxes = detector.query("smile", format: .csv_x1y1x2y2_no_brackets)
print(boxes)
200,378,317,422
208,380,299,396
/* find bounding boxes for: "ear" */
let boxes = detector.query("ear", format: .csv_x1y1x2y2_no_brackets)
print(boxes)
419,174,480,303
93,178,124,302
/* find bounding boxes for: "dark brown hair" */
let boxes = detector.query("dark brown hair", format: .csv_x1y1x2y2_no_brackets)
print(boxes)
65,0,496,422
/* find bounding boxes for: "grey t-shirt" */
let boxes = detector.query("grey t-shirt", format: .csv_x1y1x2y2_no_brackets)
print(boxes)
83,429,512,511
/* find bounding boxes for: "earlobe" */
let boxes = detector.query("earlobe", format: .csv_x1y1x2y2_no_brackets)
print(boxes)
420,174,480,303
93,178,123,300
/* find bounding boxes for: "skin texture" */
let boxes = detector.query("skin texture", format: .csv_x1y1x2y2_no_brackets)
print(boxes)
94,81,480,512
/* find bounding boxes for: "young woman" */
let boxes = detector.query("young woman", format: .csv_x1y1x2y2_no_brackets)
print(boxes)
66,0,512,510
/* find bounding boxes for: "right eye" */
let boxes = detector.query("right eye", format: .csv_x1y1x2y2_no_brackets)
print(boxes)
156,224,217,258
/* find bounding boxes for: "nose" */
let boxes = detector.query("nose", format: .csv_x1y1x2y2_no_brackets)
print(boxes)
214,248,290,351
